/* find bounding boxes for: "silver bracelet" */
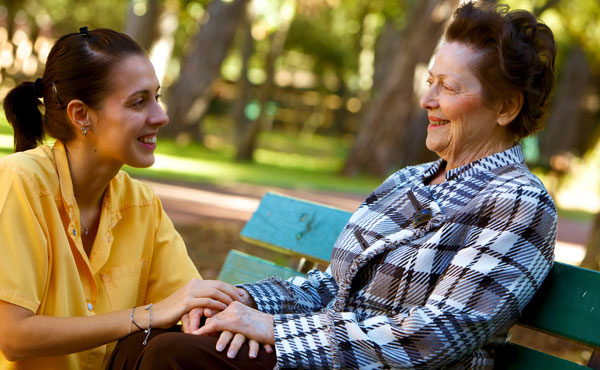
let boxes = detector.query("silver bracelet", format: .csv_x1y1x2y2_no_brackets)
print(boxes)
129,307,145,332
142,303,152,346
128,306,136,334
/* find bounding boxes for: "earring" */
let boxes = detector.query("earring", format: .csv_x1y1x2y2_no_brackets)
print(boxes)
82,127,88,136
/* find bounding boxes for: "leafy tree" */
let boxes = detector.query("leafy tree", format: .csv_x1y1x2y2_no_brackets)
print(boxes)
162,0,249,140
343,0,459,176
124,0,161,51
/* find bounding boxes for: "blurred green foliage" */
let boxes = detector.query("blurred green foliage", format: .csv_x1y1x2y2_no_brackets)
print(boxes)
1,0,599,209
0,111,380,193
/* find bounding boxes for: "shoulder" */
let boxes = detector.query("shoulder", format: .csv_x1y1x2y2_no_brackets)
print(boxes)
0,146,57,195
478,163,556,216
378,161,433,191
490,163,550,195
111,171,159,208
362,161,436,206
388,161,434,184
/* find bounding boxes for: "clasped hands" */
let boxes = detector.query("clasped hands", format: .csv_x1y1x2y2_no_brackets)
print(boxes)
178,280,275,359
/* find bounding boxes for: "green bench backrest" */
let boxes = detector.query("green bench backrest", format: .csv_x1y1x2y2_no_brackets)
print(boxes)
219,191,600,369
520,262,600,348
239,192,352,264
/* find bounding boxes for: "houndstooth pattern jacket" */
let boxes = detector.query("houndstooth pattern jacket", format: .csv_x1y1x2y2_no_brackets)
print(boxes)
241,145,557,369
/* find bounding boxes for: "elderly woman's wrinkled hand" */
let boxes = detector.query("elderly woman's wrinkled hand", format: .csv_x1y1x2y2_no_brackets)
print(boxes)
213,330,274,359
194,301,275,345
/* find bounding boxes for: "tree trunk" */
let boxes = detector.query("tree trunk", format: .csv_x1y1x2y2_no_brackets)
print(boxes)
232,20,254,152
235,11,292,161
538,45,590,166
163,0,249,139
124,0,161,51
372,19,402,94
581,212,600,270
342,0,459,177
148,4,179,84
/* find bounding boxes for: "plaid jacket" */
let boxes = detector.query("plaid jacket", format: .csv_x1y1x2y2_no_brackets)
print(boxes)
242,145,557,369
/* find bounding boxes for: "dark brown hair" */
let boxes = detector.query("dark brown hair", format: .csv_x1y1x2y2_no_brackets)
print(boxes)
445,1,557,140
3,28,145,152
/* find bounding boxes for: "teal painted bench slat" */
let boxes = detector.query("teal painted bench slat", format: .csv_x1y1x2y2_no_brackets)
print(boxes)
217,249,304,285
519,262,600,349
218,191,600,369
239,192,352,264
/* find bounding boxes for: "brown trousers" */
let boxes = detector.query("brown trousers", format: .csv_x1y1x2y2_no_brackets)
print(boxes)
106,327,277,370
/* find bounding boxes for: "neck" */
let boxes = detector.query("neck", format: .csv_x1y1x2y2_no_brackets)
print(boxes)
64,141,121,213
443,137,515,172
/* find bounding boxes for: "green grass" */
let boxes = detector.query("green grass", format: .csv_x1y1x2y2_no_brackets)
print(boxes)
556,208,596,223
0,114,381,194
0,120,12,135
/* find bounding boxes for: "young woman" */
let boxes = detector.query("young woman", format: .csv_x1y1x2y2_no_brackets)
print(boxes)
0,27,242,369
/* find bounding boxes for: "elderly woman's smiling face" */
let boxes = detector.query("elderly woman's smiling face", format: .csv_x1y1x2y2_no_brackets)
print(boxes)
420,42,515,170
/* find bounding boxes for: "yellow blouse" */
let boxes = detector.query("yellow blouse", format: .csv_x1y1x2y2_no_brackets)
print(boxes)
0,141,200,370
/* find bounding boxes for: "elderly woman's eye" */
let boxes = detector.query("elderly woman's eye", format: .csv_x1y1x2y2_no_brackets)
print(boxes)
442,84,455,92
155,94,161,102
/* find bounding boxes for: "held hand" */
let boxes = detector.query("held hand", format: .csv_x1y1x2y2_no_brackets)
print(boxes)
153,279,243,329
194,301,275,345
181,287,252,334
215,331,274,359
181,307,208,334
238,288,257,309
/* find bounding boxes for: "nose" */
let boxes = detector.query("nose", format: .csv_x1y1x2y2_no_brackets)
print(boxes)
420,85,439,110
149,100,169,127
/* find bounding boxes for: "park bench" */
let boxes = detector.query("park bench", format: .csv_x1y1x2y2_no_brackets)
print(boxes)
218,191,600,369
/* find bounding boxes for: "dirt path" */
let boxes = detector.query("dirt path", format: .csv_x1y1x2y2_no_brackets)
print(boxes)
142,178,591,266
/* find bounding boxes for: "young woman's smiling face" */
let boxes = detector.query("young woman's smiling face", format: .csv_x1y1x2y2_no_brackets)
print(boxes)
420,42,513,169
89,55,167,169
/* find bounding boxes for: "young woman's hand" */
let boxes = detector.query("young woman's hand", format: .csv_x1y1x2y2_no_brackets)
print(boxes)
180,290,272,359
152,279,243,329
180,307,209,334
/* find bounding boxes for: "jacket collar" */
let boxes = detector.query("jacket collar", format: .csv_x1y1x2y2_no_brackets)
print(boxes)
52,140,80,227
423,144,525,182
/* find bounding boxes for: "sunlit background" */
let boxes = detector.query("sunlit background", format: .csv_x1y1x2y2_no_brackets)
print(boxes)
0,0,599,269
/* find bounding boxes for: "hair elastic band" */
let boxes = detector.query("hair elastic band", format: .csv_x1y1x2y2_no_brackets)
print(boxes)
79,26,89,37
33,78,43,98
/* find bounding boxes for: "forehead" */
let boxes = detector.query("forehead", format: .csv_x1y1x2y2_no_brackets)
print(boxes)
107,55,159,97
430,42,484,80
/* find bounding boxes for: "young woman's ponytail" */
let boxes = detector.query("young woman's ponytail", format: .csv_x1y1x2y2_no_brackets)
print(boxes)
3,80,44,152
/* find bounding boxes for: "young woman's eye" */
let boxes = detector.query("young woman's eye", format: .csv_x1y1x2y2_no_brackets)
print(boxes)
131,99,145,107
155,94,161,102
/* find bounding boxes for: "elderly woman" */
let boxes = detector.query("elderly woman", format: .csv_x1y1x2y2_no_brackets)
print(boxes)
109,2,557,369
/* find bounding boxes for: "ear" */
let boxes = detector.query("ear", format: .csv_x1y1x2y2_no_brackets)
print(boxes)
497,92,523,127
66,100,94,134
